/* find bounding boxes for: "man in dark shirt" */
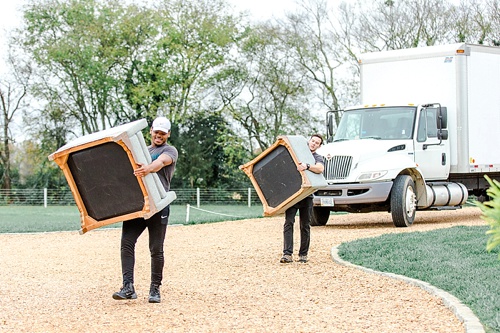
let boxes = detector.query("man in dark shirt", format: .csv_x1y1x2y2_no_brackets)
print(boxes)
280,134,324,264
112,116,178,303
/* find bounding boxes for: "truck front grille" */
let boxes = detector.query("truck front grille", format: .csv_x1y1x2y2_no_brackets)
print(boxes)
323,155,353,180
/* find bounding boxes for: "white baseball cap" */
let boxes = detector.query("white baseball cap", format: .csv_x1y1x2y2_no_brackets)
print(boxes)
151,117,171,133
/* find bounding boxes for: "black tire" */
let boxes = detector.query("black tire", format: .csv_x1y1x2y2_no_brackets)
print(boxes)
390,175,417,227
311,207,330,226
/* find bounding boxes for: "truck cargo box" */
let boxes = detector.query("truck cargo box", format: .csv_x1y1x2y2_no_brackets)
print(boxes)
359,43,500,174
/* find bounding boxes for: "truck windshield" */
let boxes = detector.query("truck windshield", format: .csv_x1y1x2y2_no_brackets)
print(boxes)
333,106,417,141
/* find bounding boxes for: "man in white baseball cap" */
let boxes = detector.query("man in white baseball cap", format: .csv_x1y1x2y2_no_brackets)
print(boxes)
112,116,177,304
151,116,171,134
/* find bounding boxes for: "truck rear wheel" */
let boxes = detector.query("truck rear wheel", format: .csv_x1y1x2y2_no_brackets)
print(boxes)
311,207,330,226
390,175,416,227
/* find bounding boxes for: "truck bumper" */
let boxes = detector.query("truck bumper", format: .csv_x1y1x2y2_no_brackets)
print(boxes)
313,181,393,206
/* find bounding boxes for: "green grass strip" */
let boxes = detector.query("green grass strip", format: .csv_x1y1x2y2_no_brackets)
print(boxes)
338,225,500,333
0,205,265,233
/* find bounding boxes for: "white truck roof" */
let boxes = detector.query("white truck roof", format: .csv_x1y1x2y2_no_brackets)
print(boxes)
359,43,500,64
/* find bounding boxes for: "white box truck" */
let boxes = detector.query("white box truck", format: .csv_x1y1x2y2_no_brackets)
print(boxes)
312,43,500,227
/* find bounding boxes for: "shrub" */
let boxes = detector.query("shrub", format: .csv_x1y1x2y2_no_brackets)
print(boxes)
476,175,500,259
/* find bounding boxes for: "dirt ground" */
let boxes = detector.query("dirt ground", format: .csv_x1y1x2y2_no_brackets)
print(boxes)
0,207,487,333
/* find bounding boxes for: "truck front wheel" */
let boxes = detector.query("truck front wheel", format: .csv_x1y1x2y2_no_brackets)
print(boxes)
311,207,330,226
390,175,417,227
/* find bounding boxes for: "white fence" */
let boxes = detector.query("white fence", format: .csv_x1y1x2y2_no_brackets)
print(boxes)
0,188,260,207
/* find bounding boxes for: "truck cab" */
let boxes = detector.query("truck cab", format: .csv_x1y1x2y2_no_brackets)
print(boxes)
311,103,465,227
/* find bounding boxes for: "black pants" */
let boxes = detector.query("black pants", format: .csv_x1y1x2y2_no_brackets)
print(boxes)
283,196,312,256
119,206,169,286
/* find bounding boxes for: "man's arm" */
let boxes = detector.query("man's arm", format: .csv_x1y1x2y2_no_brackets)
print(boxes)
134,153,173,177
308,162,324,174
297,161,324,174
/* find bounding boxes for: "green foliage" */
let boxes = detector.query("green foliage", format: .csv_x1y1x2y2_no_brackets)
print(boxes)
12,134,68,189
476,175,500,258
171,110,250,188
22,0,144,134
122,0,242,123
338,226,500,332
216,23,323,152
17,0,251,189
0,164,20,188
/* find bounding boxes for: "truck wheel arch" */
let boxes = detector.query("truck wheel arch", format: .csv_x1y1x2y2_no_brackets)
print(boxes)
405,168,428,208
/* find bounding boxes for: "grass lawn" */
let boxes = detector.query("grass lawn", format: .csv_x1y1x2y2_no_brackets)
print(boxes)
0,204,265,233
338,225,500,333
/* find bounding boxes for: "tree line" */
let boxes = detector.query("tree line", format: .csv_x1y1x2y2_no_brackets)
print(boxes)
1,0,499,190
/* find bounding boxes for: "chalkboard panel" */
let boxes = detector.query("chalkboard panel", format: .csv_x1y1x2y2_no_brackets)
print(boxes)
67,142,144,221
253,145,302,208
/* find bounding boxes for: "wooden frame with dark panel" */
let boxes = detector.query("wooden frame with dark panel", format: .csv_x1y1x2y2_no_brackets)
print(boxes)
240,135,327,217
49,119,176,234
49,135,152,233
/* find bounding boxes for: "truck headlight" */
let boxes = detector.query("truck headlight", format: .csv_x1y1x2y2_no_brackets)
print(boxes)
356,171,387,181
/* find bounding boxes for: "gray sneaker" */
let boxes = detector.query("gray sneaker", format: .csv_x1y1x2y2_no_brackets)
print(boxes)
280,254,293,263
298,255,308,263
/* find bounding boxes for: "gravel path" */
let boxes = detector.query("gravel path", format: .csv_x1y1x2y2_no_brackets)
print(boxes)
0,207,486,332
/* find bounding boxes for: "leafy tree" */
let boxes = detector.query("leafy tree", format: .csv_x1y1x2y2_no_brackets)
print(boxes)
20,0,242,134
339,0,455,52
14,139,68,189
280,0,359,129
451,0,493,44
20,0,154,135
487,0,500,45
0,48,32,189
15,0,246,190
21,104,73,189
216,22,320,153
124,0,242,124
172,110,250,188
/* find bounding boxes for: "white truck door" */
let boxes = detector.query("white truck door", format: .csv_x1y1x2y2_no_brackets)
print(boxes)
414,108,450,180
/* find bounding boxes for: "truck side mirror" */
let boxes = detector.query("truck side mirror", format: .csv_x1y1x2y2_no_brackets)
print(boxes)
438,129,448,140
437,107,448,129
326,111,335,142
